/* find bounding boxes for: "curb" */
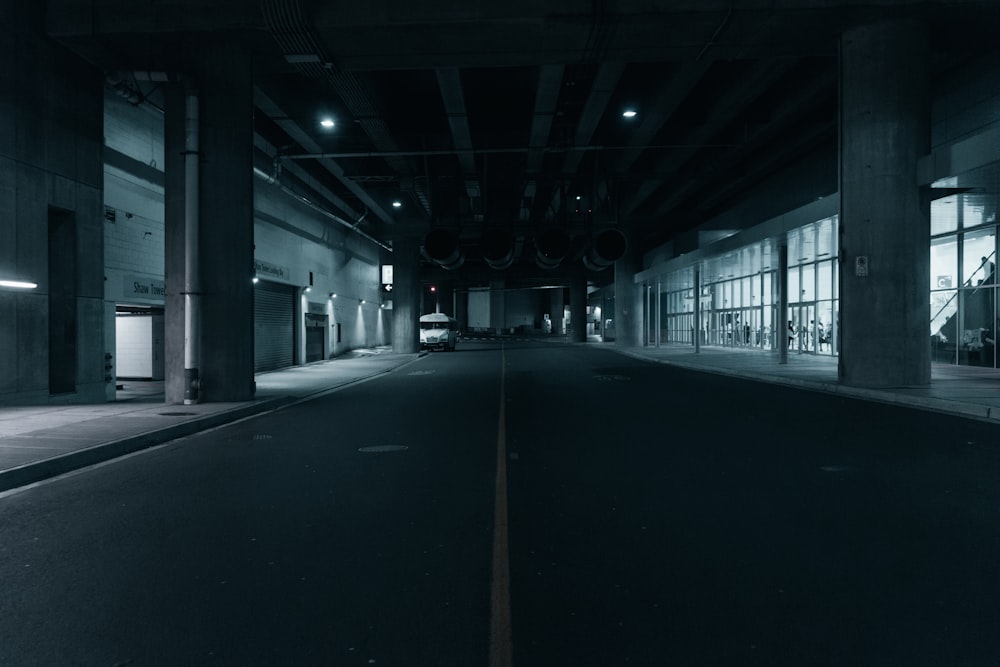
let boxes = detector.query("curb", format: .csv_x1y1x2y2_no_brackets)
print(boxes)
0,355,427,494
617,349,1000,424
0,397,292,493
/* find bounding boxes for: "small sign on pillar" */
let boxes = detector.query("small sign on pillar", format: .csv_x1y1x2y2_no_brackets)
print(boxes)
855,255,869,277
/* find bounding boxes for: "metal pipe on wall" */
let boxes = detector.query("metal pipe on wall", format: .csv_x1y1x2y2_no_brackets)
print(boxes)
183,85,202,404
252,168,393,252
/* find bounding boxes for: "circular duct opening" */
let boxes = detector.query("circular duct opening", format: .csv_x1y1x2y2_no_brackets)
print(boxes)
423,229,464,270
535,228,571,269
482,229,515,270
582,228,629,271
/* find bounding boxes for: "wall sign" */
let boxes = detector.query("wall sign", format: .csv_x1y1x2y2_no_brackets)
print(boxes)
254,258,291,281
123,274,165,300
854,255,869,277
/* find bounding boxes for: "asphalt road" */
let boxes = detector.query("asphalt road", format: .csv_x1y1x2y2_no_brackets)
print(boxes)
2,341,1000,666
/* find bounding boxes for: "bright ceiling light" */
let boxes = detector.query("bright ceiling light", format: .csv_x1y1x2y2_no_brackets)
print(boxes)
622,109,637,118
0,280,37,289
392,201,402,208
320,118,335,128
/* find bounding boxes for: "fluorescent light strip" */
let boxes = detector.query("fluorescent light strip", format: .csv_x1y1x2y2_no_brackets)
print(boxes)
0,280,37,289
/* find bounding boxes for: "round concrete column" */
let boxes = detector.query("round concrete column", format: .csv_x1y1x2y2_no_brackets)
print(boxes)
391,235,421,354
839,19,930,386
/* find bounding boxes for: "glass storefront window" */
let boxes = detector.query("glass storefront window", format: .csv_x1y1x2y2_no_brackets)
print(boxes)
962,229,996,287
817,260,833,300
931,197,959,235
962,194,994,230
931,236,958,291
788,268,799,303
801,263,815,302
931,289,957,339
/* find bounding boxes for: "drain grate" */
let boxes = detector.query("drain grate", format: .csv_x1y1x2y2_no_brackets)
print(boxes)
158,411,196,416
358,445,409,453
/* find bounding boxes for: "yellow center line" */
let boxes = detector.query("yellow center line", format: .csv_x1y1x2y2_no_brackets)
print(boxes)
489,342,512,667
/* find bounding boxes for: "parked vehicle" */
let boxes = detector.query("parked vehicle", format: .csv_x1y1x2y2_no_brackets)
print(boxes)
419,313,460,351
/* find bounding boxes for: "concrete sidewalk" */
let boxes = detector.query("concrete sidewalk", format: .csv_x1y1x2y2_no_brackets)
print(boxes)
618,342,1000,423
0,347,424,493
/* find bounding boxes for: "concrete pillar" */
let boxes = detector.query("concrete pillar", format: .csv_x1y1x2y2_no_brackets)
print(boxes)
455,288,468,333
164,85,187,403
391,235,421,353
165,45,255,403
569,271,586,343
437,280,455,317
548,286,564,336
614,247,642,346
490,281,505,334
839,19,930,386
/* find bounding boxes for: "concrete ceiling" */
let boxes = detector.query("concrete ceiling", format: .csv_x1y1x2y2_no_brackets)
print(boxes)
46,0,1000,288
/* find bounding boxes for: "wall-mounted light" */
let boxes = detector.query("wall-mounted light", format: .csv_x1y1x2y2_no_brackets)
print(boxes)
305,286,311,293
0,280,37,289
329,292,337,298
252,277,259,284
360,299,366,304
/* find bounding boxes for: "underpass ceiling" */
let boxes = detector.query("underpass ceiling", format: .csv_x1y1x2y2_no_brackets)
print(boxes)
46,0,1000,288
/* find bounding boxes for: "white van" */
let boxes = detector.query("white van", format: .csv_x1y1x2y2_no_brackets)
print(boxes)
419,313,460,351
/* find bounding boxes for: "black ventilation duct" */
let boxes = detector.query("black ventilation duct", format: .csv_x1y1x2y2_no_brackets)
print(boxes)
582,228,629,271
482,229,516,270
535,228,571,270
423,229,464,270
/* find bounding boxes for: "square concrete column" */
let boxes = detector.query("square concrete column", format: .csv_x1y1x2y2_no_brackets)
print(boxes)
391,235,421,353
165,44,255,403
839,19,930,387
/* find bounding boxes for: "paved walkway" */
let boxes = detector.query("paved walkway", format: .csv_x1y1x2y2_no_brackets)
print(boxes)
1,341,998,493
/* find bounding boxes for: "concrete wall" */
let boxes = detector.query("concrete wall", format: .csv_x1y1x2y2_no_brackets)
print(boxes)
253,175,388,358
0,4,105,405
932,52,1000,147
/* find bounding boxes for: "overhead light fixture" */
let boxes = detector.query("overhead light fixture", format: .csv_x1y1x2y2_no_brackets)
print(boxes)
0,280,37,289
622,109,637,118
252,277,259,284
392,201,402,208
320,118,335,129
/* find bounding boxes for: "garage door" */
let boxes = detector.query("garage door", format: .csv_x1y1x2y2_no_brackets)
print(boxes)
254,280,295,372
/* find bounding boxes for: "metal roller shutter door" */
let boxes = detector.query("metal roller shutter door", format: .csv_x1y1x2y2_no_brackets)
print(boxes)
254,280,294,372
